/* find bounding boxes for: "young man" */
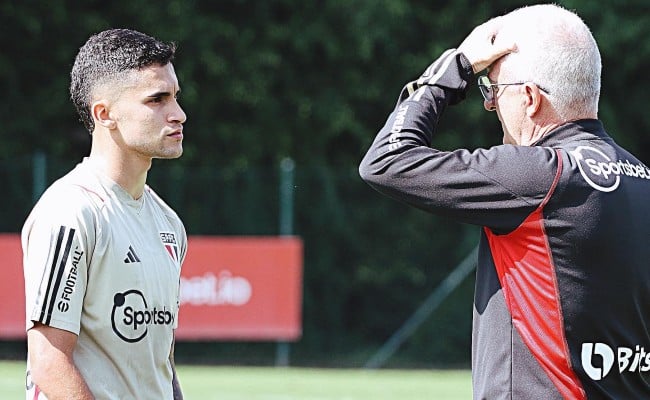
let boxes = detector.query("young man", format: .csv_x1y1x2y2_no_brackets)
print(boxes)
360,4,649,399
23,29,187,399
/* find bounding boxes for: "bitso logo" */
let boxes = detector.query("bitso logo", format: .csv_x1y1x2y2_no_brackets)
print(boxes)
581,342,615,380
570,146,650,192
111,289,175,343
581,342,650,381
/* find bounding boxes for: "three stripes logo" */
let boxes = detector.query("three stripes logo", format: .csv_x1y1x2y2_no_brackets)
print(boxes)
38,226,82,324
123,245,141,264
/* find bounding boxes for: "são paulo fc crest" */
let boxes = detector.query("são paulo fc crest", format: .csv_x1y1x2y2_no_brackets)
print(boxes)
160,232,179,263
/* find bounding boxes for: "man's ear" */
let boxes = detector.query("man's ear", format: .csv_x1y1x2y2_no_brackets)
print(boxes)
524,83,543,117
91,100,116,130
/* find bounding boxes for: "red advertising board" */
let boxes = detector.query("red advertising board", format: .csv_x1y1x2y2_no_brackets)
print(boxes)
0,234,303,341
0,234,25,338
177,236,303,340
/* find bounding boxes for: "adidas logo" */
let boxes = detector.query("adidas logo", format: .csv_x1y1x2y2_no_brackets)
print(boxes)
124,245,141,263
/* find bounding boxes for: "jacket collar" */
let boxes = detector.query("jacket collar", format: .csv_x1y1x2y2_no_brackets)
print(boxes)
533,119,610,147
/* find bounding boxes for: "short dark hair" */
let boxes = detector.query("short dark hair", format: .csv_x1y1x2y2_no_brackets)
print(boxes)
70,29,176,133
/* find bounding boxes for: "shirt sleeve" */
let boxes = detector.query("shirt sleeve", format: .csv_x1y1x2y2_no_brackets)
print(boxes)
358,49,559,233
22,185,97,335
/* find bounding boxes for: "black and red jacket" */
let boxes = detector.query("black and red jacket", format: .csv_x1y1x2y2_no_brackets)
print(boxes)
359,49,650,399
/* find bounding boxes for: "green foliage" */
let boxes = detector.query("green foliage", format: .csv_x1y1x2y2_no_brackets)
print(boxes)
2,0,648,367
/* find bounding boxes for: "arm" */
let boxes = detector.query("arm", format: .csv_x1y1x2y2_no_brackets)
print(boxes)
170,335,184,400
28,323,94,400
359,17,516,181
23,186,98,399
358,21,555,230
358,50,502,224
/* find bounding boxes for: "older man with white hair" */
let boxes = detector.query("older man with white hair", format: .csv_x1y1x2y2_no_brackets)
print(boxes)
360,4,649,399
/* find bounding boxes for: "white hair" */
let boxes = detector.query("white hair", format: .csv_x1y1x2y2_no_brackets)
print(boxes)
498,4,601,120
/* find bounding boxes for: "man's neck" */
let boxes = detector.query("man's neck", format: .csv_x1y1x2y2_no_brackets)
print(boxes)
87,151,151,200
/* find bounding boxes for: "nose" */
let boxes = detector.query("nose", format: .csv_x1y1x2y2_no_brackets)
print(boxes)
483,98,496,112
170,99,187,124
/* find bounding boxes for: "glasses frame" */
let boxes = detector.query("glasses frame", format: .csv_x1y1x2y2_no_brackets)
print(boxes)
477,75,550,103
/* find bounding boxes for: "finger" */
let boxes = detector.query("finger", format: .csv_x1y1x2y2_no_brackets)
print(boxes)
494,41,518,59
491,33,518,62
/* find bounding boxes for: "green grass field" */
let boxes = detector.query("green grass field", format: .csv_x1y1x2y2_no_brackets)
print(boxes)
0,360,471,399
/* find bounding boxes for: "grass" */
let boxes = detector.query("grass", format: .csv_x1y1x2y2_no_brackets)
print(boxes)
1,360,472,399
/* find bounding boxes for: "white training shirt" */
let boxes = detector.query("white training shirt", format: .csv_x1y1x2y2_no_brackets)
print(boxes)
22,158,186,400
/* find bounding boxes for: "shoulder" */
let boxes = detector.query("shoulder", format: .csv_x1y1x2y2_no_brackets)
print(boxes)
464,144,561,201
23,167,106,240
469,143,557,163
465,144,559,180
37,169,106,217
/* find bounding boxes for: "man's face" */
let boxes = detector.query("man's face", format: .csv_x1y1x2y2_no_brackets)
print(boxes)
106,63,186,160
485,60,526,145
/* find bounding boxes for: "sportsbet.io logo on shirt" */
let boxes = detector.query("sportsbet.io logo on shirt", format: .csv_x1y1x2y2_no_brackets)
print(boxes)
570,146,650,192
111,289,175,343
581,342,650,381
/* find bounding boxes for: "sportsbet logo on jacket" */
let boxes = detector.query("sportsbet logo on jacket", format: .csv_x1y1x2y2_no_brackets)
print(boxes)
570,145,650,192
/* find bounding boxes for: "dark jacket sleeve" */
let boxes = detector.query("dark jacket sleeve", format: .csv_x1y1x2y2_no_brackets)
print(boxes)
358,49,559,233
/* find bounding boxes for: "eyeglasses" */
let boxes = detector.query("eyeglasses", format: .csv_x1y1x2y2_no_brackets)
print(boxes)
477,75,550,103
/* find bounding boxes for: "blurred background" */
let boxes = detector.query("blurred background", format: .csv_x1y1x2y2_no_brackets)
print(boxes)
1,0,648,369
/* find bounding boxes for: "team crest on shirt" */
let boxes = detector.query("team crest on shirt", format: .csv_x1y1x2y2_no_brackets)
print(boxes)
160,232,179,263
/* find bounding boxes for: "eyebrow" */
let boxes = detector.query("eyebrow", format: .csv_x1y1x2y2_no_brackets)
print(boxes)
146,88,181,99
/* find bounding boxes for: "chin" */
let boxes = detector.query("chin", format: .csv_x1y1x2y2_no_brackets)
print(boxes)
158,149,183,159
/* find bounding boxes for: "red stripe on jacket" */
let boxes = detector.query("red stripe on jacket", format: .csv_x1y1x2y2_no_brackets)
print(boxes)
484,151,586,400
